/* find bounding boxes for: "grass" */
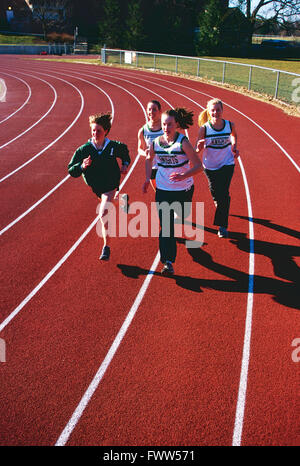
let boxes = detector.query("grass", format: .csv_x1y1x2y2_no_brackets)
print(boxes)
0,33,73,45
202,56,300,74
252,35,300,44
0,34,46,45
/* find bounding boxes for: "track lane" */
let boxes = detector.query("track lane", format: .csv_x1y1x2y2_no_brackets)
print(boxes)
0,57,299,446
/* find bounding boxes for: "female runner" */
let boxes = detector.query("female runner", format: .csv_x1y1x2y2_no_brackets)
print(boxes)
143,107,202,275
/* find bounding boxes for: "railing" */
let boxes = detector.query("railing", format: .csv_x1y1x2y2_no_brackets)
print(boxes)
101,48,300,106
0,43,74,55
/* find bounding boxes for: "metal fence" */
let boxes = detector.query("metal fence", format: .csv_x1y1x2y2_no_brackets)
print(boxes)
101,48,300,106
0,43,73,55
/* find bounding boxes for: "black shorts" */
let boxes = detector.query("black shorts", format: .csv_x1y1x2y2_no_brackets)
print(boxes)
92,185,119,198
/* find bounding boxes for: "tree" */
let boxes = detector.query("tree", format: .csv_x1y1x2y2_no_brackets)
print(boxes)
98,0,124,48
125,0,146,50
231,0,300,42
29,0,72,39
195,0,227,54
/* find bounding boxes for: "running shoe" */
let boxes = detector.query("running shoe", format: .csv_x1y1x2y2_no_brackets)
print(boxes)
161,261,174,275
99,245,110,260
218,227,228,238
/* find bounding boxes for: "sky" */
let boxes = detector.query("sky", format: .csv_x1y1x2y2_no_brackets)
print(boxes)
228,0,277,18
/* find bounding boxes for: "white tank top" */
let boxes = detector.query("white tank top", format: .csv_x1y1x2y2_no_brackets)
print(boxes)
143,123,164,169
202,119,235,170
153,132,194,191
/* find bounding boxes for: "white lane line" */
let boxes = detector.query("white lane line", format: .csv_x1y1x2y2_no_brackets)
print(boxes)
0,73,57,149
0,72,84,183
96,68,258,446
0,153,141,334
0,175,70,236
0,218,97,333
0,77,115,234
0,71,148,328
232,158,255,446
55,250,160,446
0,73,31,124
0,68,154,234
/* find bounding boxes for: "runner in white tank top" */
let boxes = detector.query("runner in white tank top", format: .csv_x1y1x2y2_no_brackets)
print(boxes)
143,107,203,275
138,100,163,189
202,119,235,170
196,99,239,238
153,132,194,191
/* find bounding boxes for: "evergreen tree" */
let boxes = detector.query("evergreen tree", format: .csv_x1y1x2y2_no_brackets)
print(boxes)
195,0,226,55
125,0,146,50
98,0,124,48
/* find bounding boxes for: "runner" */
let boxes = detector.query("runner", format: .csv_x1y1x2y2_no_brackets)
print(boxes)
138,100,163,191
196,98,239,238
143,107,202,275
68,112,131,260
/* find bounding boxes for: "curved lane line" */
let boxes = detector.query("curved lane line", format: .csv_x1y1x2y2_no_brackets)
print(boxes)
232,158,255,446
0,67,165,235
0,72,84,183
55,250,161,447
92,67,258,447
0,73,31,124
0,77,147,332
0,72,57,149
0,77,115,235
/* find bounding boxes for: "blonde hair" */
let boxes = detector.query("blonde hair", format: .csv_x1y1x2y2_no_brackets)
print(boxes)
198,99,223,127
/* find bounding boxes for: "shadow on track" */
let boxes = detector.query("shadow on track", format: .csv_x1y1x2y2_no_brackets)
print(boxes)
117,216,300,310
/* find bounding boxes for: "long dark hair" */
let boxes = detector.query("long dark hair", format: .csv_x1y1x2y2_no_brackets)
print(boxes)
163,107,193,129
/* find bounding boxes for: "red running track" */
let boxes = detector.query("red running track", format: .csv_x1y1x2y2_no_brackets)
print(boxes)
0,55,299,447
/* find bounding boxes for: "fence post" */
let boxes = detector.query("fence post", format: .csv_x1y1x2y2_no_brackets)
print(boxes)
175,56,178,73
222,62,226,84
197,59,200,77
101,47,106,64
275,71,280,99
248,66,252,91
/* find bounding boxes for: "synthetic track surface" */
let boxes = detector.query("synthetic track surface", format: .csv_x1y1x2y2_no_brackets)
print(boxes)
0,55,299,447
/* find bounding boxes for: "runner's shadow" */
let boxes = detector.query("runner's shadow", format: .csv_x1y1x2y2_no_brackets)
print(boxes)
229,215,300,286
117,263,205,293
185,240,299,310
118,228,299,310
231,215,300,240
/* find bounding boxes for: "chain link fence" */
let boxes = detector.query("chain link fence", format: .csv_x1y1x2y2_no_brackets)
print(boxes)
101,48,300,107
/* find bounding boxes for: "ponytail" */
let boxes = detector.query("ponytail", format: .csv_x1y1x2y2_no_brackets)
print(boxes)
163,107,194,129
198,98,223,127
198,109,209,127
